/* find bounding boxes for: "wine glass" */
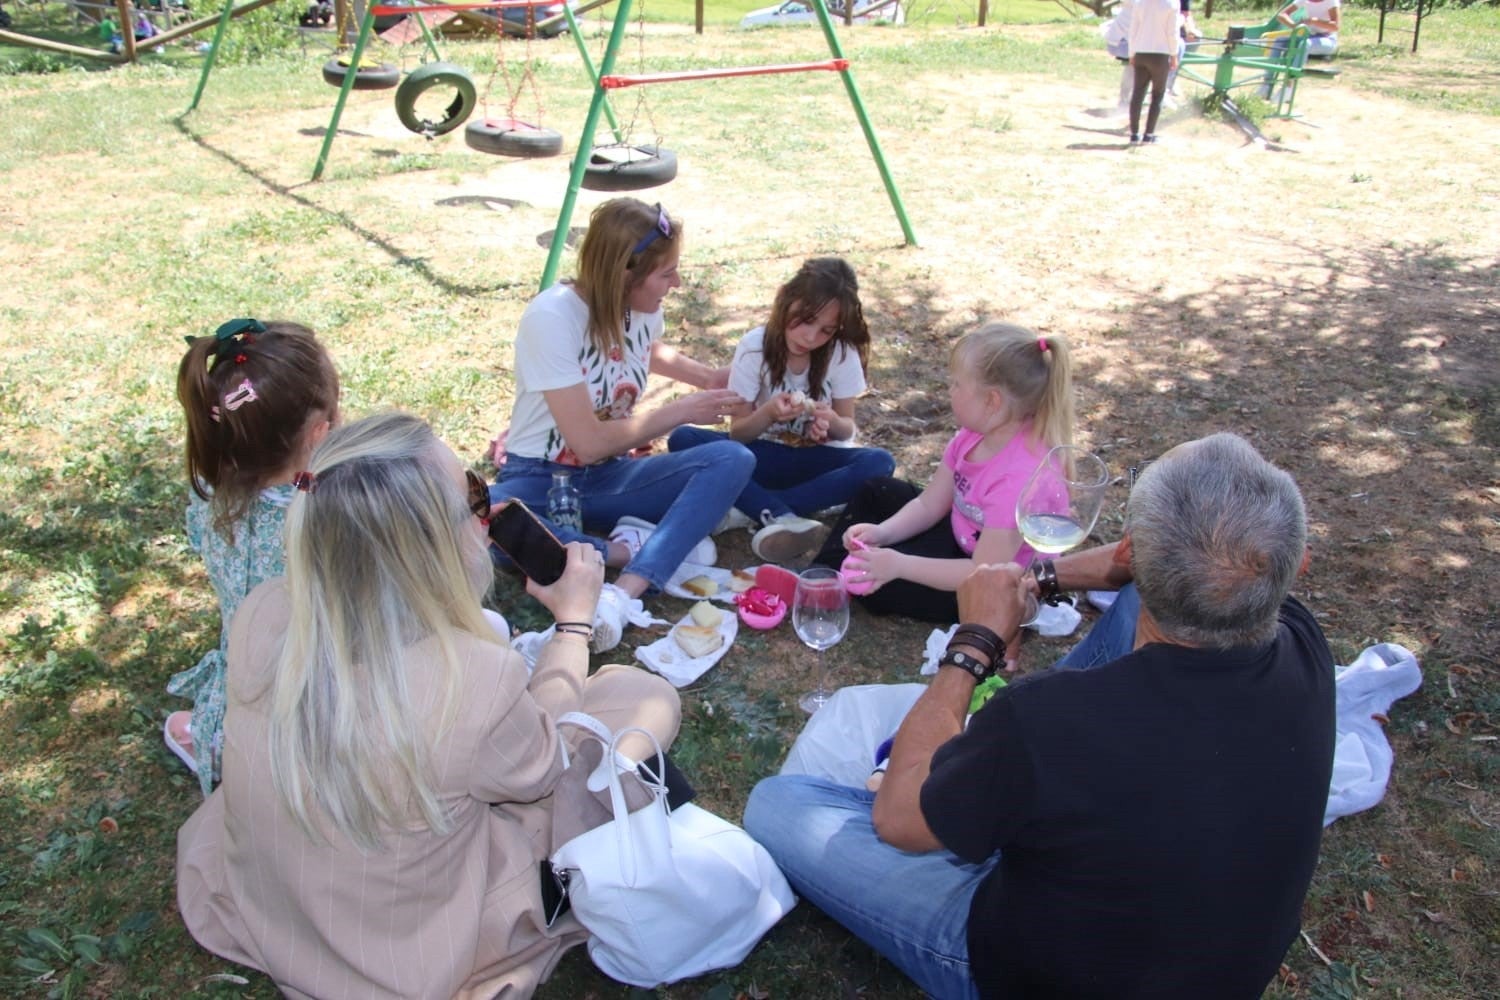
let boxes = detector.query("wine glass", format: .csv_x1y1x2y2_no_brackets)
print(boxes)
793,566,850,714
1015,445,1110,558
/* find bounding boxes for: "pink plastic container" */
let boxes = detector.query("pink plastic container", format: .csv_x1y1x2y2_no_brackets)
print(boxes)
840,553,877,596
735,587,787,630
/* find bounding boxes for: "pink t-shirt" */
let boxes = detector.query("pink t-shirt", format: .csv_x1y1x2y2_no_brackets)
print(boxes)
943,424,1053,562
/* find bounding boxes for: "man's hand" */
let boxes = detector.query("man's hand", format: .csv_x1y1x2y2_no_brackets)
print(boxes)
958,563,1029,664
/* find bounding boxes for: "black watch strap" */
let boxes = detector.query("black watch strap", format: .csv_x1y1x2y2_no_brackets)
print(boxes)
938,648,993,682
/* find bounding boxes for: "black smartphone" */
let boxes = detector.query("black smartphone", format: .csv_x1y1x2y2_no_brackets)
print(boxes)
538,860,572,928
488,499,569,586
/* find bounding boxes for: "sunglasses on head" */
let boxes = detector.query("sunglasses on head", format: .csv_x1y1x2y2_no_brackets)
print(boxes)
466,470,492,523
631,203,672,254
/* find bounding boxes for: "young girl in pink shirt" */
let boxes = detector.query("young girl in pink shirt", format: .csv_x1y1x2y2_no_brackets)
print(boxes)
813,323,1075,623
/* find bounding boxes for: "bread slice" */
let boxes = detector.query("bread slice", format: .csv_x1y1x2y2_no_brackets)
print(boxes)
689,601,724,628
680,575,718,597
673,623,725,658
726,569,756,594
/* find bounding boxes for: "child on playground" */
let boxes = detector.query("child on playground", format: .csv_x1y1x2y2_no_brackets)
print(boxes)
489,198,751,630
165,319,340,794
667,257,894,564
812,322,1074,624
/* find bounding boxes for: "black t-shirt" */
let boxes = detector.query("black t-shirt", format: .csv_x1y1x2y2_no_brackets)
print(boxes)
921,598,1335,999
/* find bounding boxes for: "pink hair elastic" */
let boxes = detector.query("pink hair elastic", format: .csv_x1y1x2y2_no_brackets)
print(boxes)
1038,337,1049,353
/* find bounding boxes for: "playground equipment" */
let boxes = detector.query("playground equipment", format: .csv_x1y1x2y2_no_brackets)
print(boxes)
1178,17,1311,121
0,0,281,66
539,0,916,289
462,0,565,157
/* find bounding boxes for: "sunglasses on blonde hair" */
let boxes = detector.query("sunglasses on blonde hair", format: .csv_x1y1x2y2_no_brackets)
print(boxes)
466,471,492,523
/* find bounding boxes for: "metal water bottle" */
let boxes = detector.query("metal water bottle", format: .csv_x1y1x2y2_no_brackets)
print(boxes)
546,470,583,534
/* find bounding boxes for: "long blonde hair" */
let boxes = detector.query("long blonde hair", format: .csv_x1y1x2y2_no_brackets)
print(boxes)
572,198,683,354
953,322,1075,449
269,412,495,851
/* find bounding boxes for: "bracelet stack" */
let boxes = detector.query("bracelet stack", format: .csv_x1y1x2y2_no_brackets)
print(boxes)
1030,558,1063,605
950,624,1003,666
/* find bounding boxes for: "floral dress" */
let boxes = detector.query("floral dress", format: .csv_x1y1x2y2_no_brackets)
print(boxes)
166,486,292,794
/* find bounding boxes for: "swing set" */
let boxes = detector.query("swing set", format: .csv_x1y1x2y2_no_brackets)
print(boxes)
185,0,916,288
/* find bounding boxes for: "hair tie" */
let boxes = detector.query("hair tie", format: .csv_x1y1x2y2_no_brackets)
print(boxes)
1038,337,1049,354
189,317,269,366
292,471,317,493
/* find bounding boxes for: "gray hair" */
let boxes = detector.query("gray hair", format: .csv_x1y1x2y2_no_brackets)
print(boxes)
270,411,495,851
1127,433,1306,650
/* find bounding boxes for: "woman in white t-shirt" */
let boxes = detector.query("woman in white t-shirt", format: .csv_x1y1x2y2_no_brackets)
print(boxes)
1276,0,1340,57
667,258,894,564
491,199,752,613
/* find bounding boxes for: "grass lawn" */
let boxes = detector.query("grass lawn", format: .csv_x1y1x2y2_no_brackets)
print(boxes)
2,2,1497,998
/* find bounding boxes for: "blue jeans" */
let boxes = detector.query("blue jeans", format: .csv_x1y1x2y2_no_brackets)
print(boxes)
1055,583,1139,670
667,426,894,520
742,586,1141,996
744,777,993,1000
491,442,753,592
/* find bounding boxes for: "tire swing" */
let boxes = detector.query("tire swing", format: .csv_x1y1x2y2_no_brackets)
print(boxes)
394,61,477,137
464,6,563,159
578,0,674,193
581,144,677,192
322,55,400,91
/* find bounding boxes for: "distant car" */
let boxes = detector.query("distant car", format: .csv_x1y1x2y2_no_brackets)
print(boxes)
498,0,576,38
739,0,904,28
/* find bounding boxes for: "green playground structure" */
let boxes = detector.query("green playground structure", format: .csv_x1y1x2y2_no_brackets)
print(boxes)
1178,16,1312,120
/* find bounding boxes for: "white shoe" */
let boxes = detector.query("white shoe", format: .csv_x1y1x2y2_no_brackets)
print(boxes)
750,512,826,565
591,582,630,653
713,507,758,535
609,516,717,567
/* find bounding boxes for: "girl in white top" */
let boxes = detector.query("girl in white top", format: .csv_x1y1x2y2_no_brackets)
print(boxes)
1127,0,1182,144
667,258,894,564
491,198,753,606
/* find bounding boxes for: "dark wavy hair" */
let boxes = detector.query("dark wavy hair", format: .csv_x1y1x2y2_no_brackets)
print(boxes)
758,257,869,401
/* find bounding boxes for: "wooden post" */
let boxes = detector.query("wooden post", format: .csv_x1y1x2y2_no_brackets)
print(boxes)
978,0,988,28
695,0,703,34
115,0,137,61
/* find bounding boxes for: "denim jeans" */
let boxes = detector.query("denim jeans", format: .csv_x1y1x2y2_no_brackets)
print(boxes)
744,777,992,1000
742,586,1141,996
491,442,753,592
667,426,894,520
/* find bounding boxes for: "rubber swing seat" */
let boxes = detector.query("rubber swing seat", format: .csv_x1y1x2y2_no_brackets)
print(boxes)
464,119,564,158
394,62,477,136
580,144,677,192
322,57,400,91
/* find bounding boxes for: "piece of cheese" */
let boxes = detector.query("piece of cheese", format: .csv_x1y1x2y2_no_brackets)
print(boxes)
680,575,718,597
726,569,756,594
689,601,724,628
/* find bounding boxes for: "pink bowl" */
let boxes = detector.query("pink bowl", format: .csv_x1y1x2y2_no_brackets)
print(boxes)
735,588,788,630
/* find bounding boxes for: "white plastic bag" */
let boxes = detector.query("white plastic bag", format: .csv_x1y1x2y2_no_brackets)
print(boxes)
780,684,925,788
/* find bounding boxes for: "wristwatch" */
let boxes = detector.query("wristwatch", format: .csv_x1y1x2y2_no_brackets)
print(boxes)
938,648,994,682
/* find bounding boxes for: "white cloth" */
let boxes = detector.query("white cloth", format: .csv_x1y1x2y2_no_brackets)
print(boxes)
727,326,866,444
506,283,663,463
1128,0,1181,56
780,684,926,788
1325,643,1422,826
634,609,739,687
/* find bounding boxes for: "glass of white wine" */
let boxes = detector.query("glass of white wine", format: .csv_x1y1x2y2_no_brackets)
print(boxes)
793,566,850,714
1016,445,1110,557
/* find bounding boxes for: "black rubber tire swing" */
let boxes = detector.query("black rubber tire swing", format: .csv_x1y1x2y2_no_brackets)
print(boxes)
394,62,477,137
464,119,564,158
580,144,677,192
322,57,401,91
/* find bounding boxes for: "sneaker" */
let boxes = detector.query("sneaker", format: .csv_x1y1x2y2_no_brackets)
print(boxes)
591,582,630,653
1143,134,1159,144
1129,132,1141,145
609,515,717,567
713,507,758,535
751,512,826,565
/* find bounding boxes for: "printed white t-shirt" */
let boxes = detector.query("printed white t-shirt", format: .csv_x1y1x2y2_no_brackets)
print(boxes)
506,283,661,465
727,326,867,446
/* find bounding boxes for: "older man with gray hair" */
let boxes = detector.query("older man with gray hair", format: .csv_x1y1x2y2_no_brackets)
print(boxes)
746,432,1336,1000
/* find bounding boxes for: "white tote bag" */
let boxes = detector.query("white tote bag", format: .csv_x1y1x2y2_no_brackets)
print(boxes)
550,713,796,988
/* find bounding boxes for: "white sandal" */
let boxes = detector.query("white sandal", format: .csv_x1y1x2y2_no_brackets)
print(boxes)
163,713,199,774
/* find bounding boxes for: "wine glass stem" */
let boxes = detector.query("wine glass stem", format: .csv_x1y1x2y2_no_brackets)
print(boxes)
817,647,828,694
